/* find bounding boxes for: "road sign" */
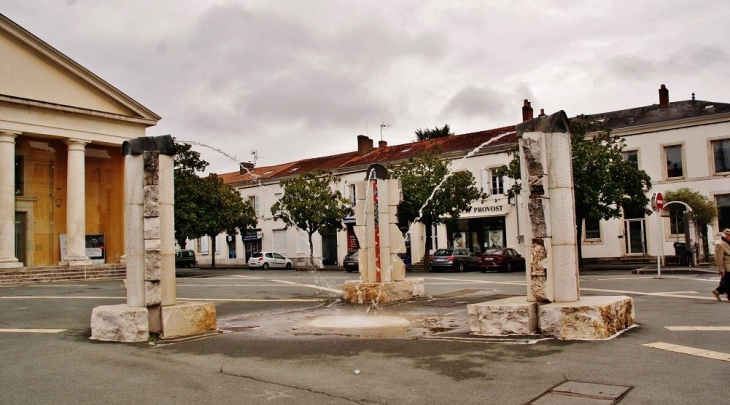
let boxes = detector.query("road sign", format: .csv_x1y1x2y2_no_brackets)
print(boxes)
656,192,664,210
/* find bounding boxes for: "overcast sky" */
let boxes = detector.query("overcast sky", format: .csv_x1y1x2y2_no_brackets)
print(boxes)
4,0,730,174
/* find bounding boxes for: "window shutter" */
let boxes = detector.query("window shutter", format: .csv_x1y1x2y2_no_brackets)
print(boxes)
480,169,489,196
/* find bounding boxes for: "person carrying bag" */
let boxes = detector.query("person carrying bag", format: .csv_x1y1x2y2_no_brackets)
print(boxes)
712,229,730,302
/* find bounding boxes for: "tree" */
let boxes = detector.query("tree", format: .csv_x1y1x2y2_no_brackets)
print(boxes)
415,124,454,141
270,170,353,268
174,143,257,268
664,188,718,262
389,148,484,270
499,115,652,267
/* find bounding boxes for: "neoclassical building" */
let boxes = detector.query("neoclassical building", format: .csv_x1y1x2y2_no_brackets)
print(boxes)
0,14,159,268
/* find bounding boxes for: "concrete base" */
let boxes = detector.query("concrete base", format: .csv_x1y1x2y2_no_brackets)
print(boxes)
341,278,424,304
90,304,149,342
0,261,23,269
467,295,635,340
160,301,217,339
540,296,634,340
468,296,538,336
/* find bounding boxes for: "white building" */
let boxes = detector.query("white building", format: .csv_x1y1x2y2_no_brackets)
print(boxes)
195,85,729,268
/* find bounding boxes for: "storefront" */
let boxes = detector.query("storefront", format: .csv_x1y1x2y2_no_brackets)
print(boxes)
448,201,514,255
243,228,262,261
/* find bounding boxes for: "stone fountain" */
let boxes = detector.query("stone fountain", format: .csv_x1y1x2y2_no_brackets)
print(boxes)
341,164,424,304
89,135,216,342
467,111,635,340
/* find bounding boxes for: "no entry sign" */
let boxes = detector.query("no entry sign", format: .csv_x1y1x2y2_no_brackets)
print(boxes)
655,192,664,210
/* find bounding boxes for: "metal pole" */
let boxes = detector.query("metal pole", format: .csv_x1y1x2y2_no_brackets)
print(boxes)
658,211,664,278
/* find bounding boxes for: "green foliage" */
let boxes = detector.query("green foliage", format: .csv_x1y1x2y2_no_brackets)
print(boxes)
664,187,718,261
389,148,484,266
664,188,718,225
498,115,653,265
271,170,353,266
570,115,652,223
173,143,257,267
415,124,454,141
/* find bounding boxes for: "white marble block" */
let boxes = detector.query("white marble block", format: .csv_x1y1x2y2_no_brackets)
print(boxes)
539,296,635,340
161,302,217,339
90,304,149,342
468,297,538,336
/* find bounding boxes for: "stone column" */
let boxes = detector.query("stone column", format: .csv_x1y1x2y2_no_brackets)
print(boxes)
0,131,22,269
62,139,92,266
517,111,579,303
125,153,145,307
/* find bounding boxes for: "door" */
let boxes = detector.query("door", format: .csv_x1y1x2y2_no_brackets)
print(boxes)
321,227,337,265
624,219,646,255
15,212,26,265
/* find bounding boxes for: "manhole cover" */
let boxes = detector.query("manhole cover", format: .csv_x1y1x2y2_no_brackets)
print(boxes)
530,381,632,404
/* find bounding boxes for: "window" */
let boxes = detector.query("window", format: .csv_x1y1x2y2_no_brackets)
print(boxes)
669,205,686,235
15,155,24,196
490,168,504,195
248,195,260,216
717,195,730,231
344,184,356,206
200,236,209,254
712,139,730,174
584,218,601,239
665,145,683,178
273,229,287,253
622,150,638,170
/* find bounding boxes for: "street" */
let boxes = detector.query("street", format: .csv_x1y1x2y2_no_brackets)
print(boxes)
0,268,727,404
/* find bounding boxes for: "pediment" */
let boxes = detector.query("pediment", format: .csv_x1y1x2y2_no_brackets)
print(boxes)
0,14,159,123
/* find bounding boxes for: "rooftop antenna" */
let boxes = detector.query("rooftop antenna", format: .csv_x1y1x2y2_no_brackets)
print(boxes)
380,122,389,141
251,150,263,166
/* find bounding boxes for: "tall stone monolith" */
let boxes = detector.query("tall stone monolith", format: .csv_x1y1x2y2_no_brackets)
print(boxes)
341,164,424,304
90,135,216,342
468,111,634,340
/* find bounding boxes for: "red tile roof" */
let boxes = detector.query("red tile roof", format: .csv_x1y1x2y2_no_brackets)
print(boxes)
220,125,517,186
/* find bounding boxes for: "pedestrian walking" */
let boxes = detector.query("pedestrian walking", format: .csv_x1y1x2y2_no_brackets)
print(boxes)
712,229,730,302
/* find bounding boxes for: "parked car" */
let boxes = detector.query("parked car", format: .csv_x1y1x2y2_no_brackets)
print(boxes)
478,247,526,272
248,251,293,270
343,250,359,273
175,250,197,268
429,248,479,272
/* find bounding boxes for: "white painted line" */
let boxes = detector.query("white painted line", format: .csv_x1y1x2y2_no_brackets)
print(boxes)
428,277,526,286
592,277,672,281
665,326,730,331
0,296,125,300
0,328,67,333
176,284,312,287
581,287,718,301
644,342,730,362
269,279,342,294
177,298,324,302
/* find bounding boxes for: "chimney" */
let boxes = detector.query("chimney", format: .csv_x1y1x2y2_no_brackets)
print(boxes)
378,140,387,148
538,108,546,117
659,84,669,107
239,161,254,175
522,99,533,122
357,135,374,156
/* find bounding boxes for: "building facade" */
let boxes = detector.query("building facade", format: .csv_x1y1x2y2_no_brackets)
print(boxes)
0,14,159,268
205,88,730,268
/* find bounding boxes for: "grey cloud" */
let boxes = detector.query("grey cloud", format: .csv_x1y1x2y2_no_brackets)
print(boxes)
440,85,513,120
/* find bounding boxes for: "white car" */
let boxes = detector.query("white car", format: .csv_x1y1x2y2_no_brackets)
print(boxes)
248,251,293,270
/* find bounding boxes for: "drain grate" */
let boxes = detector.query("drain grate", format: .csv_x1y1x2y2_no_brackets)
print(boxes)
529,381,632,404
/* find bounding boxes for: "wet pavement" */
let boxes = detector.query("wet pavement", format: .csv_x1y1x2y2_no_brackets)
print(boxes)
0,268,727,404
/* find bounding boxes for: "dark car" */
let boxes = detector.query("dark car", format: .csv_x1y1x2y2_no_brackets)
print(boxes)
343,250,359,273
429,248,479,272
175,249,197,268
478,247,525,272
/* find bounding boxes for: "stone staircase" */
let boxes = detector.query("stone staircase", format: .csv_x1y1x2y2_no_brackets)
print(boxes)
0,264,126,286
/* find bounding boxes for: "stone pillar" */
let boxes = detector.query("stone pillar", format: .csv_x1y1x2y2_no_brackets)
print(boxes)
518,111,579,303
343,164,422,304
62,139,92,266
0,131,22,269
125,152,145,307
